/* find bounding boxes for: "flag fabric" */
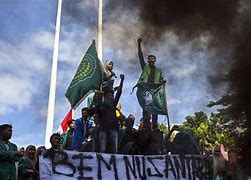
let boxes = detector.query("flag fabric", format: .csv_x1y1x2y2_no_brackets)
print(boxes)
58,108,72,133
136,82,168,115
65,40,102,109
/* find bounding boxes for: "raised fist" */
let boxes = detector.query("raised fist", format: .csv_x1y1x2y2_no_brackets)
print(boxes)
161,80,167,85
120,74,125,80
138,38,142,43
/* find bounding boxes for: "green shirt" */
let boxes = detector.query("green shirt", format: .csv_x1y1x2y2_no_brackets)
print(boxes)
138,64,163,83
138,44,164,84
0,139,20,180
18,156,37,180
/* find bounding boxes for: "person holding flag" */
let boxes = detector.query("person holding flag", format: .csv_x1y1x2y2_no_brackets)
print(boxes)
65,40,103,109
136,38,167,131
63,40,102,151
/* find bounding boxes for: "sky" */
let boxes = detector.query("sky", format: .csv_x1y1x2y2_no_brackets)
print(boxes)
0,0,226,147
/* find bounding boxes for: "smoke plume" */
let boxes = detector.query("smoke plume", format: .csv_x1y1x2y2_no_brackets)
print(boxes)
125,0,251,169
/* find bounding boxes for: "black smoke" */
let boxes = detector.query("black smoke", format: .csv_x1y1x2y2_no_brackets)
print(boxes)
125,0,251,172
62,0,251,171
128,0,238,44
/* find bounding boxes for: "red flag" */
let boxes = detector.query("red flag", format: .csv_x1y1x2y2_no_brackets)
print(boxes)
60,109,73,133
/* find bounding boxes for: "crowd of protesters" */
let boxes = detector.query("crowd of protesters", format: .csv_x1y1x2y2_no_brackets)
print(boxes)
0,38,248,179
0,122,248,180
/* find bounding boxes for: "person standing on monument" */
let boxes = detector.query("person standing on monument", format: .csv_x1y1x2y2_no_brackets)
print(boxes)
102,60,116,92
137,38,166,130
96,74,125,153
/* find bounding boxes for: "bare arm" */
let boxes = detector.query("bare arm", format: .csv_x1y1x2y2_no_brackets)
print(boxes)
138,38,145,70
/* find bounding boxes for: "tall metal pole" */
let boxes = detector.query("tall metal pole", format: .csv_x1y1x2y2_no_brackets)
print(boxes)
98,0,103,61
45,0,62,148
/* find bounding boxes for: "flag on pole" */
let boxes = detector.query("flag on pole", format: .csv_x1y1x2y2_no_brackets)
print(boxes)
136,82,168,115
65,40,102,109
58,108,72,133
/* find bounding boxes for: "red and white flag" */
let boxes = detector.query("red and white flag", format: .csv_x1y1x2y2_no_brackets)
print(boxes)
57,109,72,134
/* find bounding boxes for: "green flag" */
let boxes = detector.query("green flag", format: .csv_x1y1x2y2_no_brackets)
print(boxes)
136,82,168,115
65,40,102,109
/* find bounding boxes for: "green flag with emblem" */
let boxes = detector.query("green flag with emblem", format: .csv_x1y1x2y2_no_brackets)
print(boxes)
65,40,102,109
136,82,168,115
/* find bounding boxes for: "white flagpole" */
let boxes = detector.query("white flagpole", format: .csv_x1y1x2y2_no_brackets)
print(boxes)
45,0,62,148
98,0,103,61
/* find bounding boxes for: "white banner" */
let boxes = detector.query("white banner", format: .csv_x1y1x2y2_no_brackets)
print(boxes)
39,150,212,180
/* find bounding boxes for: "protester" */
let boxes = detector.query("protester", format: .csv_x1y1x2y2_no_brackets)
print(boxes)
18,145,38,180
40,134,62,179
119,114,137,154
36,146,46,156
102,60,116,92
0,124,24,180
137,38,166,130
88,91,103,152
138,118,144,130
87,91,103,125
212,146,228,180
96,74,124,153
170,127,200,154
49,133,61,150
115,103,126,128
145,135,162,155
61,119,75,150
35,146,46,176
227,148,247,180
72,108,93,151
19,147,25,154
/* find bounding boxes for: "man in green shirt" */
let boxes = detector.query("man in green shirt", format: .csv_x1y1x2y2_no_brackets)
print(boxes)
137,38,166,130
0,124,24,180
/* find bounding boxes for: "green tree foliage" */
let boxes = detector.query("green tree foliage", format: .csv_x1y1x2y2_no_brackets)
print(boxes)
159,123,176,141
208,95,250,172
159,123,169,135
208,96,247,148
181,111,236,150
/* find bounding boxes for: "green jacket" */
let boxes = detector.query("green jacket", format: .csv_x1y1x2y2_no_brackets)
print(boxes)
61,129,74,150
18,156,37,180
138,64,163,84
0,139,20,180
61,132,67,148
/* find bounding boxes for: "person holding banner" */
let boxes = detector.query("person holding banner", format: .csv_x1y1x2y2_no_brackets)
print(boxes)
49,133,61,150
137,38,167,130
